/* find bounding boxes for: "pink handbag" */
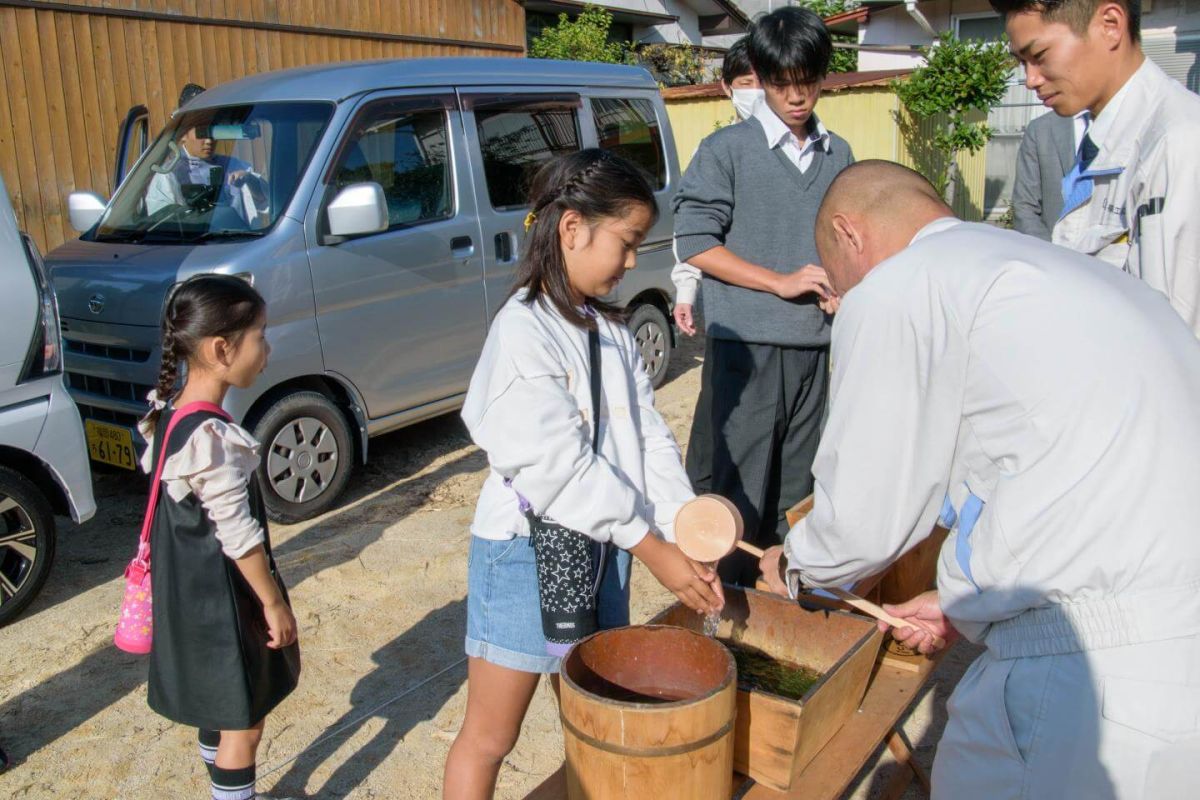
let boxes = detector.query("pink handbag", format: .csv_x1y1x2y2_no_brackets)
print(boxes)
114,401,230,654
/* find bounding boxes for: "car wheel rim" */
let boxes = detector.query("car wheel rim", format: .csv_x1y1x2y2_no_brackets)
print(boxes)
267,416,339,505
0,495,38,607
635,320,666,378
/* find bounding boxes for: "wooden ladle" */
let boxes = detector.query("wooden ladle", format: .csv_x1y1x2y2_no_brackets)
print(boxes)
674,494,946,649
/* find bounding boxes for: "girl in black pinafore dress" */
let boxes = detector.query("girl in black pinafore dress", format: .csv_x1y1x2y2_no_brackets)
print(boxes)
140,274,299,800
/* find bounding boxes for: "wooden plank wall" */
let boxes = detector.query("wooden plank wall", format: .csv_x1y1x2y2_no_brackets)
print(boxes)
0,0,526,254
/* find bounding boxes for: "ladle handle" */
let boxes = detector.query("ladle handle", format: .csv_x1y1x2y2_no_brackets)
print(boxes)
735,540,765,558
825,587,946,649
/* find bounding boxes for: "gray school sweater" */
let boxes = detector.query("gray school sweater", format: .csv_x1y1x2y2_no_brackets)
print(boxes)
672,115,854,347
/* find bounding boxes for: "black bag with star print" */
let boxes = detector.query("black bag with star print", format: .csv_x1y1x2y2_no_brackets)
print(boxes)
528,326,607,657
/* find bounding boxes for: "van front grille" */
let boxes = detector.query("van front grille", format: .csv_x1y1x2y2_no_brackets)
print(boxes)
75,403,142,431
67,372,154,405
65,338,151,363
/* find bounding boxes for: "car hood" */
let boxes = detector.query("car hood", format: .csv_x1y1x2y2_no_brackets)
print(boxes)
45,234,277,326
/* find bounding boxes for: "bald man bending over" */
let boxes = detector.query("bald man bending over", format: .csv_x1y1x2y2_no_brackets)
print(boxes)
758,161,1200,798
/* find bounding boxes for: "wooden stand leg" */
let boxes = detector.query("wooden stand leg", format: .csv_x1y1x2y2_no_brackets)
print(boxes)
879,728,931,800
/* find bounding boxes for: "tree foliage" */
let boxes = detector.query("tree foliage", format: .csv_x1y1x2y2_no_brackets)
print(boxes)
798,0,859,73
893,31,1013,203
529,5,628,64
632,43,717,87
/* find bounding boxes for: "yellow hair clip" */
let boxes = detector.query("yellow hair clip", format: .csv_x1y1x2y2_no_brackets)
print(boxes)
523,210,537,232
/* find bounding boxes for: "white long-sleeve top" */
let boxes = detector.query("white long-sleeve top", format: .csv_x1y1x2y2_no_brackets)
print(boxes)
670,259,701,305
1053,58,1200,336
138,396,266,559
462,292,695,548
785,218,1200,654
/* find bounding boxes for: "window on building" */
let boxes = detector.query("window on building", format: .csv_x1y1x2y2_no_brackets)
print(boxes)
954,13,1006,42
591,97,667,189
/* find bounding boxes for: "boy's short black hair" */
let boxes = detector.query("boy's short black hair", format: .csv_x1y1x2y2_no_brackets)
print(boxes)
988,0,1141,43
721,36,754,85
748,6,833,86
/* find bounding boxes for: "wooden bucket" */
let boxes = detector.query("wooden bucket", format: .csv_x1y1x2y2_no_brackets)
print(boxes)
559,625,737,800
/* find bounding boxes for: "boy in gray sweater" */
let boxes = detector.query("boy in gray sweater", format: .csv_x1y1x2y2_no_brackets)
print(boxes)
673,6,854,585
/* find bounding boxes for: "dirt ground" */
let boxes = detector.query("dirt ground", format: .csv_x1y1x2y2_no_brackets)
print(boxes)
0,332,979,799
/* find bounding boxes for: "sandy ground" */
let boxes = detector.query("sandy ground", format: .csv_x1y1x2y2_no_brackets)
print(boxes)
0,331,979,799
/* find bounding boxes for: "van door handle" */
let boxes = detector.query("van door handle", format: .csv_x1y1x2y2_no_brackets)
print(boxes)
494,232,513,263
450,236,474,258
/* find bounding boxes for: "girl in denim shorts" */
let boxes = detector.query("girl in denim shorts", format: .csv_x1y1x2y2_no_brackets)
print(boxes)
443,150,724,799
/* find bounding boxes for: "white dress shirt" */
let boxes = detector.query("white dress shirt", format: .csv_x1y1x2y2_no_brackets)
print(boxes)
753,103,832,174
784,218,1200,653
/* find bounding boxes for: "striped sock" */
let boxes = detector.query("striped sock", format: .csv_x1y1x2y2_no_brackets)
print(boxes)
198,729,220,777
210,763,255,800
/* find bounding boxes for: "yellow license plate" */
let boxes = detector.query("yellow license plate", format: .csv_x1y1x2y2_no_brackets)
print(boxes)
85,420,137,470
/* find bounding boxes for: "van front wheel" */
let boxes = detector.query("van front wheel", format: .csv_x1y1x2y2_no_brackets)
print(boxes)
0,465,56,627
252,391,355,523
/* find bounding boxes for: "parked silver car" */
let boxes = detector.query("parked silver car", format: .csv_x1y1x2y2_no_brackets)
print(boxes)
47,58,679,523
0,175,96,626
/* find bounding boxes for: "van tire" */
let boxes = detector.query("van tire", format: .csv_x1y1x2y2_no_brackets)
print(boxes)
0,465,56,627
252,391,355,524
628,303,672,389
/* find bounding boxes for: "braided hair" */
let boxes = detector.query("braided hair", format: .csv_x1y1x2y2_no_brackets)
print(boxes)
145,274,266,434
510,148,658,329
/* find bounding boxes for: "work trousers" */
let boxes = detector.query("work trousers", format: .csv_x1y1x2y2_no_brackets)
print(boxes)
934,634,1200,799
707,338,828,587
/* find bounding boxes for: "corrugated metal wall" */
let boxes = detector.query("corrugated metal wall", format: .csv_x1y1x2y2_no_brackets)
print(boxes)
0,0,526,254
664,86,989,221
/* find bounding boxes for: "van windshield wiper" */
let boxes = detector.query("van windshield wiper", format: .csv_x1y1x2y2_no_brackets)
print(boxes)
188,229,268,243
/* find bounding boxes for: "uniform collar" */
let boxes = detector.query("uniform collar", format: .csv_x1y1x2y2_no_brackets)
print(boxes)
1086,58,1165,173
909,216,963,245
753,104,831,154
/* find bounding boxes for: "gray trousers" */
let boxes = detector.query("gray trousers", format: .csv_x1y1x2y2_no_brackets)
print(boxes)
708,338,828,587
684,335,715,494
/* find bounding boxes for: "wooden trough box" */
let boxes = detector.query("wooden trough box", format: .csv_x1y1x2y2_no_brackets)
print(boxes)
652,586,883,792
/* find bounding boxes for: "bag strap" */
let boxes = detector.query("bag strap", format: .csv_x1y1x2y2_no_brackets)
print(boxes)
587,324,602,454
133,401,232,565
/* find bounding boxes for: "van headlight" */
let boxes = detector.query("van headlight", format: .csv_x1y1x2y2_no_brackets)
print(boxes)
19,233,63,381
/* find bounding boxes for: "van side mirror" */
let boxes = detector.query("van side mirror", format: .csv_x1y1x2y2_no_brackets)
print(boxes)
68,192,107,232
326,182,388,239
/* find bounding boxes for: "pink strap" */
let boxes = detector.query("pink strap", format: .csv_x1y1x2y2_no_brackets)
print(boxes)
134,401,232,566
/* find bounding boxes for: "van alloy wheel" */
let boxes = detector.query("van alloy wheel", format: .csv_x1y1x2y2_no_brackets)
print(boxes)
0,466,56,626
267,416,339,504
0,498,36,601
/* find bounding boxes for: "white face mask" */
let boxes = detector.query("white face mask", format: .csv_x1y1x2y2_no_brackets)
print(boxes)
731,88,764,120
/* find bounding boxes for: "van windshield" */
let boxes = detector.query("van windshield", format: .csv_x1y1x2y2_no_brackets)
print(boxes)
90,102,332,244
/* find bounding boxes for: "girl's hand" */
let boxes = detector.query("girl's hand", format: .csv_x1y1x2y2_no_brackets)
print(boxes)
631,535,724,615
880,590,956,655
264,599,298,649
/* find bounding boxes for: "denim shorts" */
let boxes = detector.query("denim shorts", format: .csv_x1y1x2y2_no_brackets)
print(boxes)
465,534,631,674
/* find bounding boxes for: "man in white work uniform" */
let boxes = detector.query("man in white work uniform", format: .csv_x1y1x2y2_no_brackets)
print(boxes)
760,160,1200,799
993,0,1200,335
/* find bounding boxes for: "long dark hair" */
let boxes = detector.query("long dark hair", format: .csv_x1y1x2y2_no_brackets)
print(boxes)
145,273,266,434
510,148,658,329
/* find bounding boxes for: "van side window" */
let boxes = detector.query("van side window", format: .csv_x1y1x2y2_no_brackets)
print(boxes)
473,97,581,209
590,98,666,189
332,100,453,229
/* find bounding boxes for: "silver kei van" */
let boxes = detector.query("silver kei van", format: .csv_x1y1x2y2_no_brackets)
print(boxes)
47,57,681,523
0,175,95,626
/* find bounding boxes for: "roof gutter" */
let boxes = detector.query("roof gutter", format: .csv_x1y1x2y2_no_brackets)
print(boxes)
904,0,939,38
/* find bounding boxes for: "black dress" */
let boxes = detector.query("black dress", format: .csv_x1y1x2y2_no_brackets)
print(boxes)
146,408,301,730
